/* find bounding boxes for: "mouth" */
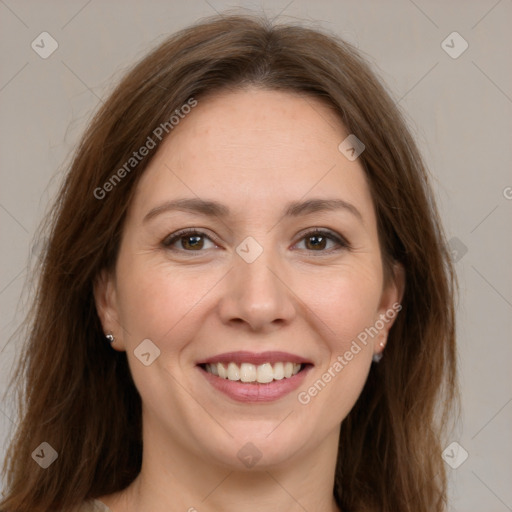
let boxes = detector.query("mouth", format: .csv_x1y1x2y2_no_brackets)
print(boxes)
196,351,313,402
200,361,307,383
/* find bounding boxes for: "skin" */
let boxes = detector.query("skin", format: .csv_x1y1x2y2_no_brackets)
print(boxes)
94,88,404,512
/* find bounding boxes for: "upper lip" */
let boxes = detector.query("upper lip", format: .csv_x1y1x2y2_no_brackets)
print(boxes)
197,351,312,366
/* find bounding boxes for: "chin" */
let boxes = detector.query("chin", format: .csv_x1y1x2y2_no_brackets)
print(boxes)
194,421,315,471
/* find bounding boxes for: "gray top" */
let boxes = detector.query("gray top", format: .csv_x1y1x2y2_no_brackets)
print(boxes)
74,499,112,511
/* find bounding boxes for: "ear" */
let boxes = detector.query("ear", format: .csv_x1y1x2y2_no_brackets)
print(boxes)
93,269,126,351
374,262,405,355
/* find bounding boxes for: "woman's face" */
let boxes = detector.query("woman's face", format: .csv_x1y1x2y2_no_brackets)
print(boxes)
96,88,403,470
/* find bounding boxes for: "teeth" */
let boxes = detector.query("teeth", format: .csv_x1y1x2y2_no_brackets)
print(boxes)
217,362,227,379
227,362,240,381
240,363,256,382
257,363,274,383
205,362,302,383
273,362,284,380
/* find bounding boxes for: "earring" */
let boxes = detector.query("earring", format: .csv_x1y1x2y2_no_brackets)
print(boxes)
372,341,385,363
106,333,115,344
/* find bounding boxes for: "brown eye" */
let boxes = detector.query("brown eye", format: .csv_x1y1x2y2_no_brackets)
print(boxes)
305,234,328,250
163,229,216,251
181,234,204,250
295,229,349,252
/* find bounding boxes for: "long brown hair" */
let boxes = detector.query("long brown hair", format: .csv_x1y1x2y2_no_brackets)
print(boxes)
1,14,457,512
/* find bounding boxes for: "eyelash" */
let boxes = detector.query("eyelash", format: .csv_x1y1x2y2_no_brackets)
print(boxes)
162,227,350,254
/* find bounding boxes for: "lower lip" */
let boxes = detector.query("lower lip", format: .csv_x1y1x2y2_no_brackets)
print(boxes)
198,365,312,403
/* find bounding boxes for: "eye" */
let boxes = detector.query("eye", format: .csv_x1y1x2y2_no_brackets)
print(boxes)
162,229,218,251
294,229,349,252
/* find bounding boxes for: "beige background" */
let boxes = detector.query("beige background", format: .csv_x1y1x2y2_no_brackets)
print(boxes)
1,1,511,510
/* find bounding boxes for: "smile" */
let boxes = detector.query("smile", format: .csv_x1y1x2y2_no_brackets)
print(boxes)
197,351,313,402
204,361,302,383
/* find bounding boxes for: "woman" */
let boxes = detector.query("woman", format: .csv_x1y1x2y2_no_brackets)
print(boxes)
1,14,457,512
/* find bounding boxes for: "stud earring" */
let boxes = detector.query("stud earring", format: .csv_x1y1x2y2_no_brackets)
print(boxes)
106,333,115,344
372,341,386,363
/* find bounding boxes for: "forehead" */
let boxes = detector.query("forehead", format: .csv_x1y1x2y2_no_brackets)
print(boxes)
130,88,374,220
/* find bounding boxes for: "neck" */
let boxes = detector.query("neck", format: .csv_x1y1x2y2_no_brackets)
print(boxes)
104,414,342,512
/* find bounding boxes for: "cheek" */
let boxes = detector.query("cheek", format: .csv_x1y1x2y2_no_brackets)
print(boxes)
300,261,383,347
296,269,379,420
115,257,225,345
296,263,381,418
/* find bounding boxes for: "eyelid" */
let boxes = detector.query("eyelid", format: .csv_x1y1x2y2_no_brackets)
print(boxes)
162,228,220,250
292,227,350,251
161,227,350,253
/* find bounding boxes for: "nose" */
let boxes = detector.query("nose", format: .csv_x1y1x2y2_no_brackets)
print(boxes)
217,248,297,333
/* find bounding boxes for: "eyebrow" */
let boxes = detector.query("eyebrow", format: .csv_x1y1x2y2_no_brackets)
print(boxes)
143,197,363,223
